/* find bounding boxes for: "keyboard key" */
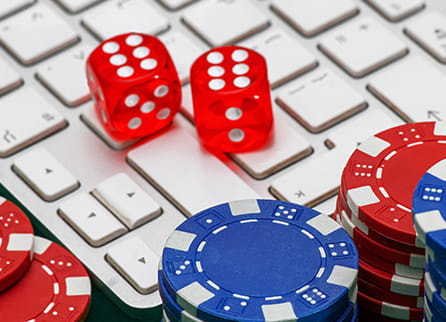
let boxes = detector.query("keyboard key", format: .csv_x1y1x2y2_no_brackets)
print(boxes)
324,109,401,150
36,44,94,106
158,0,195,10
182,0,269,46
239,28,318,88
0,87,67,157
368,56,446,122
271,0,358,37
405,12,446,63
80,103,140,150
230,109,312,179
0,0,34,20
270,146,351,207
82,0,169,41
12,148,80,201
160,31,204,84
58,193,127,247
106,237,159,294
314,196,337,215
0,56,22,95
0,4,79,65
93,173,162,229
367,0,424,21
319,17,408,77
54,0,104,13
128,122,259,216
277,69,367,133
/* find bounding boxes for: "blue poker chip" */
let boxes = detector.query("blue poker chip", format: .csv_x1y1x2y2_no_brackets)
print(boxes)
425,262,446,318
350,303,358,322
161,199,359,322
426,245,446,274
159,270,203,322
412,159,446,254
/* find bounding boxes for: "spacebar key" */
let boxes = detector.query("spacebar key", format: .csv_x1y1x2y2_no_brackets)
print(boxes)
127,125,259,217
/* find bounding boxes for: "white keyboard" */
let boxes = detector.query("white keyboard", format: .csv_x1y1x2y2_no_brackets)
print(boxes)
1,0,445,319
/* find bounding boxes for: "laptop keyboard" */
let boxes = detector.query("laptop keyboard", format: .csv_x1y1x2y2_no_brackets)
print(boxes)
0,0,445,318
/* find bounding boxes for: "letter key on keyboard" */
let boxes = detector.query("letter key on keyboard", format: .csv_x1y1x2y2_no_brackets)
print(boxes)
0,3,79,65
0,88,67,157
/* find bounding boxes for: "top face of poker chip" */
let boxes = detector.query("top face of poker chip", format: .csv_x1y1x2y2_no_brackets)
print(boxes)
162,199,359,322
0,236,91,321
412,158,446,253
342,122,446,246
0,197,34,292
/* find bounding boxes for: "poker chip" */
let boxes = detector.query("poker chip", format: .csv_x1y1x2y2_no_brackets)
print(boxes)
358,308,421,322
426,246,446,273
425,268,446,317
338,188,424,254
358,259,423,297
161,199,359,322
357,278,423,308
343,122,446,247
427,257,446,290
357,291,424,320
0,196,34,291
424,296,444,322
158,270,203,322
337,207,424,269
0,236,91,321
412,158,446,255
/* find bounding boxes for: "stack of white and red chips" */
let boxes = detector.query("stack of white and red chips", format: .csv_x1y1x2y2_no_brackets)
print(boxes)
0,196,91,321
334,122,446,321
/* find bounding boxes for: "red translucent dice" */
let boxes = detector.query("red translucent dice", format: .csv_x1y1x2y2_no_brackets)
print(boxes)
190,46,273,152
86,33,181,140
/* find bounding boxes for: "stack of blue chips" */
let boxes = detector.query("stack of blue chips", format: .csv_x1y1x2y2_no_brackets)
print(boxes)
412,160,446,321
159,199,359,322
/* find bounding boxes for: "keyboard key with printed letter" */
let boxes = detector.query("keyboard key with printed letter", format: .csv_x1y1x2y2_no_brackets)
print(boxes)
0,4,79,65
405,12,446,63
0,87,67,157
319,17,408,77
277,69,367,133
270,147,351,207
36,44,94,107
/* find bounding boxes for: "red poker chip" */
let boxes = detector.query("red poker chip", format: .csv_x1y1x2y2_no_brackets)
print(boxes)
0,236,91,321
337,188,424,254
337,202,424,268
342,122,446,246
358,307,421,322
358,278,424,309
358,259,423,297
0,197,34,292
356,242,423,279
358,291,424,321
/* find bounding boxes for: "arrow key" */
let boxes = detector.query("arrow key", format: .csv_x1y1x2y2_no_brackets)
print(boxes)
93,173,162,230
13,147,80,201
106,237,159,294
58,193,127,247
